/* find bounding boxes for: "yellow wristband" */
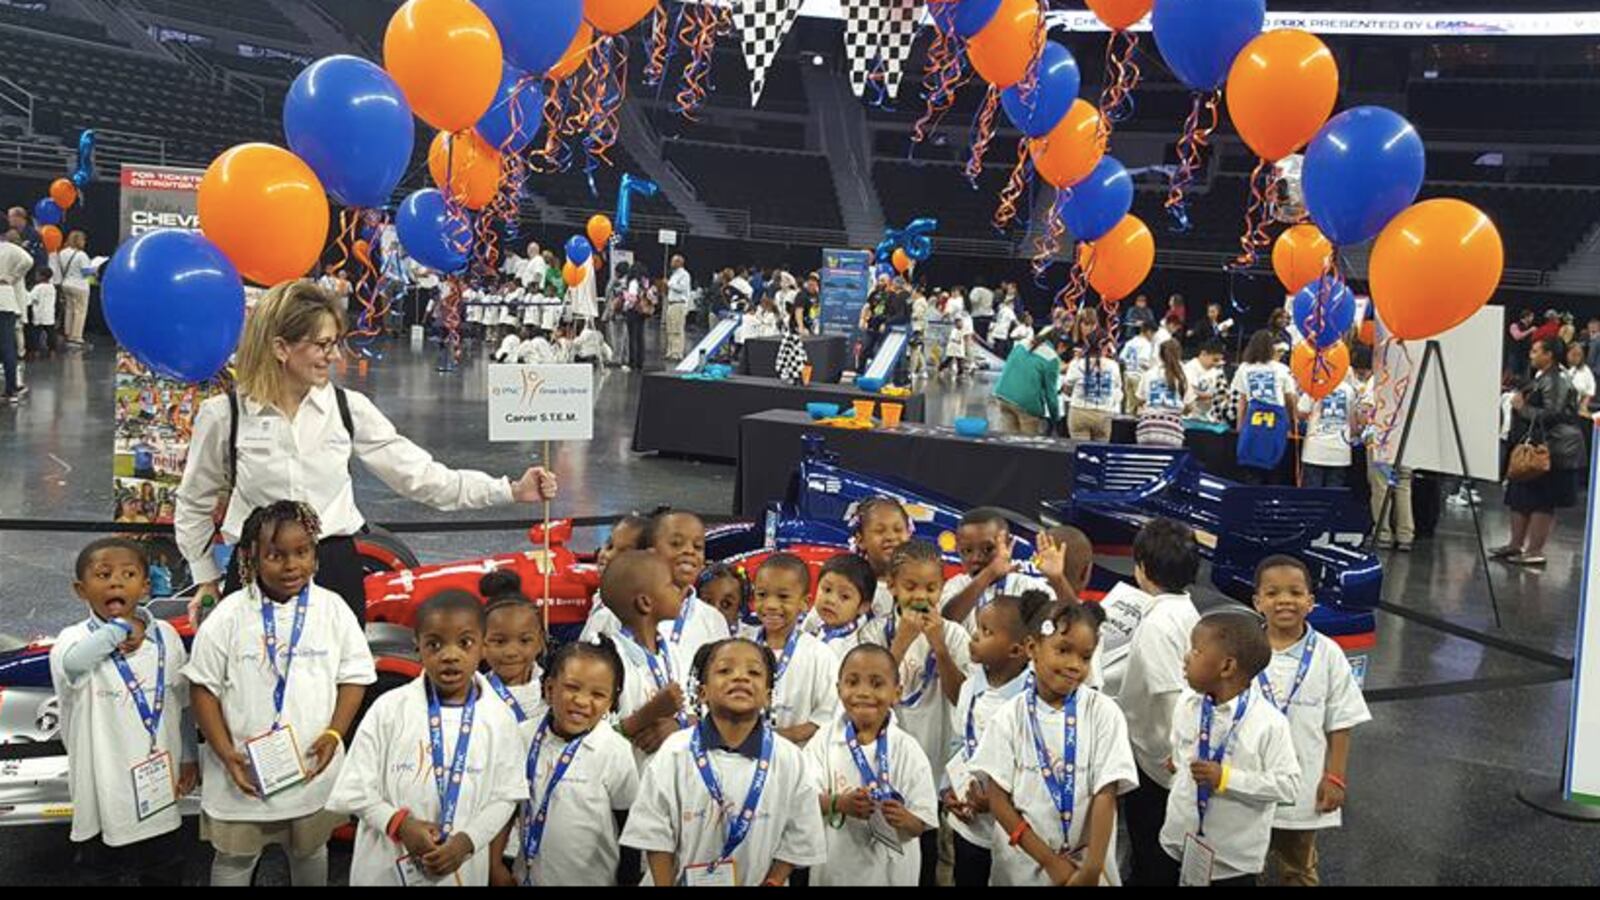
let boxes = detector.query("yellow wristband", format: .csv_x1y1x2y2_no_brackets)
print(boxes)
321,728,343,744
1217,763,1232,795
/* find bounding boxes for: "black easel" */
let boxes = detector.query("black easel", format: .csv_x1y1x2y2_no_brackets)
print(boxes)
1369,339,1500,627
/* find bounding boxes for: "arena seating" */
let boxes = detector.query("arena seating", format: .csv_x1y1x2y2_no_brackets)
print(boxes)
135,0,307,46
0,3,118,44
662,140,842,229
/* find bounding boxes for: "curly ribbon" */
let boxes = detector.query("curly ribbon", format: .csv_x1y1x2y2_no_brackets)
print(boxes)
964,84,1002,187
864,58,892,110
1164,89,1221,232
580,36,625,173
531,76,572,174
439,275,464,368
1229,156,1280,270
347,211,389,360
1030,187,1066,285
674,0,719,120
643,3,670,87
1097,29,1142,142
1053,249,1092,315
910,2,969,149
992,137,1032,231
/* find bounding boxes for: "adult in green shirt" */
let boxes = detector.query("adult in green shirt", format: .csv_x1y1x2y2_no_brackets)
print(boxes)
993,328,1063,436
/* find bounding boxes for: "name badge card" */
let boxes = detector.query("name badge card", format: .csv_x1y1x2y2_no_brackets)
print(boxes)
130,750,176,820
868,805,905,855
1179,832,1216,887
245,725,306,797
683,860,738,887
395,854,465,888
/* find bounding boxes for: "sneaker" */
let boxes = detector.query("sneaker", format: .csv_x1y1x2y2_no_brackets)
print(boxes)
1397,542,1413,553
3,394,16,405
1489,545,1521,559
1511,554,1547,567
15,385,28,399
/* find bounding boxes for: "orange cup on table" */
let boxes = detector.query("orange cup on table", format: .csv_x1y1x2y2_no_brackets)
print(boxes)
880,402,904,428
852,399,876,422
801,364,813,385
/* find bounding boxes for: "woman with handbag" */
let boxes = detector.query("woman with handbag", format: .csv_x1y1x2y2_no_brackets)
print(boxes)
1493,336,1584,567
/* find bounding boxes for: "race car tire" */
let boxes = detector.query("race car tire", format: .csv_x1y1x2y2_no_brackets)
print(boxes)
355,525,420,575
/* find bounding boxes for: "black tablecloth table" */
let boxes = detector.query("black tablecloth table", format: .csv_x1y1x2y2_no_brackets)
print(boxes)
740,335,849,383
634,373,926,461
736,409,1074,518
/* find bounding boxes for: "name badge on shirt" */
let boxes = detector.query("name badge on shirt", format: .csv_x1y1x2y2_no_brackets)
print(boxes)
395,853,464,887
238,417,276,449
244,725,307,798
683,860,738,887
868,805,906,855
130,750,177,821
1179,832,1216,887
1348,654,1369,690
945,756,976,798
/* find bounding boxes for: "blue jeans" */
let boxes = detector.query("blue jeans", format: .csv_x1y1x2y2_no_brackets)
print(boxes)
0,311,18,395
1302,463,1349,488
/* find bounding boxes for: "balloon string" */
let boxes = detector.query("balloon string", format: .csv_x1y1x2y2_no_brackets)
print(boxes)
1229,156,1278,270
1030,188,1065,285
1164,89,1220,232
992,137,1032,231
441,275,463,365
1097,30,1142,141
674,2,718,120
1054,248,1092,315
579,37,621,170
347,212,387,359
1373,338,1413,458
531,78,568,174
964,85,1001,187
910,5,967,148
331,207,355,294
643,4,670,87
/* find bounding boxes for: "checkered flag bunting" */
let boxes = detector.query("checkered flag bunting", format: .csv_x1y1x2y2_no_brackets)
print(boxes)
842,0,924,99
734,0,805,107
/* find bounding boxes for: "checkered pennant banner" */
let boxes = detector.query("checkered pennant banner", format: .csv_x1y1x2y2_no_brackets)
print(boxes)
841,0,923,99
734,0,805,107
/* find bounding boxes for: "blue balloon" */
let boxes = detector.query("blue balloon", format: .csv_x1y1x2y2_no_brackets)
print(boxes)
1001,42,1080,138
615,173,659,238
103,230,244,383
953,0,1002,38
71,128,96,190
476,64,544,154
1292,277,1356,349
475,0,583,76
565,235,593,266
1058,156,1133,243
1303,106,1427,247
33,198,62,226
284,55,415,208
1151,0,1265,91
396,189,470,274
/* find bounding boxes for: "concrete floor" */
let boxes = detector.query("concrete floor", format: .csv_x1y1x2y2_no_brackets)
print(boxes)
1,333,1596,885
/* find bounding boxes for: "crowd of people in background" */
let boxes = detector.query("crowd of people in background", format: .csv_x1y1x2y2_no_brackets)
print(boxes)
0,203,93,404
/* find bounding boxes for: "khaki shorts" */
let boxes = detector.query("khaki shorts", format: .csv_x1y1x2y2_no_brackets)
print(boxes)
200,809,347,857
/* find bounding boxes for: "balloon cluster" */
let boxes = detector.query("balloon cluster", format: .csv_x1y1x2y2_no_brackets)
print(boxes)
26,130,94,255
876,218,939,274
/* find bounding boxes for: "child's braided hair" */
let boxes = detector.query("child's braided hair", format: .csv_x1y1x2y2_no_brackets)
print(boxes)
238,500,321,587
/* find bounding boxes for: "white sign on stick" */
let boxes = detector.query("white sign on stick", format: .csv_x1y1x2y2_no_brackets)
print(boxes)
659,228,678,246
1372,305,1503,480
487,364,594,442
1568,428,1600,806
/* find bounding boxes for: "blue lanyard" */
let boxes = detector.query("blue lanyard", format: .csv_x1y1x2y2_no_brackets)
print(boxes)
821,617,862,644
487,672,529,723
962,688,985,760
669,593,693,645
619,627,688,729
1026,680,1079,848
758,627,802,684
426,681,478,840
884,617,938,708
690,721,774,873
1196,692,1251,835
521,716,586,880
844,718,897,803
1258,632,1317,715
91,617,167,753
259,586,310,731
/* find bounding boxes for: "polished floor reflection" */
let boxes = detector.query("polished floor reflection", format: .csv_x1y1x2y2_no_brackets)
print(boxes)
1,336,1595,885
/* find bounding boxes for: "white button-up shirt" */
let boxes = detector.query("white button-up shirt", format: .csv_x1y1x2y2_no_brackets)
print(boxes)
667,267,692,305
175,384,514,582
0,240,32,314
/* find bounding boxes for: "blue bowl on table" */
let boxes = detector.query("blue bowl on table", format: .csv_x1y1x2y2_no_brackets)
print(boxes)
856,376,885,393
807,403,842,420
954,417,989,438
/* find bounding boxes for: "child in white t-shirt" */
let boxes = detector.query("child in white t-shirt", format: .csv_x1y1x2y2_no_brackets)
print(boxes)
478,570,548,726
622,638,829,885
28,269,56,356
971,601,1138,886
325,591,525,886
806,644,938,886
49,538,196,886
852,496,912,621
806,553,874,659
185,501,377,886
1298,376,1358,488
748,554,839,746
580,514,649,645
1251,556,1371,886
1064,352,1124,441
601,550,691,763
1231,329,1299,424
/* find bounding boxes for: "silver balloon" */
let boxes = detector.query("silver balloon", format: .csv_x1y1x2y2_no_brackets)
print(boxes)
1271,153,1307,224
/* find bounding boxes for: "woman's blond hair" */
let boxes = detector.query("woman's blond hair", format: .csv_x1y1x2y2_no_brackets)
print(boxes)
235,280,344,405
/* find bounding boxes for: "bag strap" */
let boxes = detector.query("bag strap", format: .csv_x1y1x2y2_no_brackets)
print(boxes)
227,389,239,488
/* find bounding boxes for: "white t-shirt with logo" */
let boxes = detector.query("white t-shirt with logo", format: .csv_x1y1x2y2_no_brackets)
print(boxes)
1299,382,1357,467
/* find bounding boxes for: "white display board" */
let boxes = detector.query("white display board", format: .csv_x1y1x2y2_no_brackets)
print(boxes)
487,364,595,442
1372,305,1503,481
1568,433,1600,806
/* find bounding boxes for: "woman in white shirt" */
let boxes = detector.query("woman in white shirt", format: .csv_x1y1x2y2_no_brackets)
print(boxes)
50,230,92,348
176,281,559,624
1565,341,1595,415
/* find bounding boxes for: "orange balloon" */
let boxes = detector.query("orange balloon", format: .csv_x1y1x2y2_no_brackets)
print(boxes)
965,0,1041,88
385,0,503,133
353,239,372,268
891,248,912,273
550,22,593,80
1271,224,1333,294
1030,100,1106,189
1370,198,1504,341
1086,0,1152,31
428,130,501,211
585,0,656,35
587,214,613,250
563,260,584,287
1078,215,1154,302
1291,340,1350,401
49,178,77,210
1226,29,1339,162
40,224,62,254
198,143,329,287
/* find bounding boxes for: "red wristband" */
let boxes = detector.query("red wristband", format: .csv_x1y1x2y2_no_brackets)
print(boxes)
1323,772,1347,790
1008,818,1032,847
386,807,411,842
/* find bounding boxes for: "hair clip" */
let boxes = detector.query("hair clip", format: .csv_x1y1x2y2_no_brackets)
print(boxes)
1039,619,1057,637
586,633,602,646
